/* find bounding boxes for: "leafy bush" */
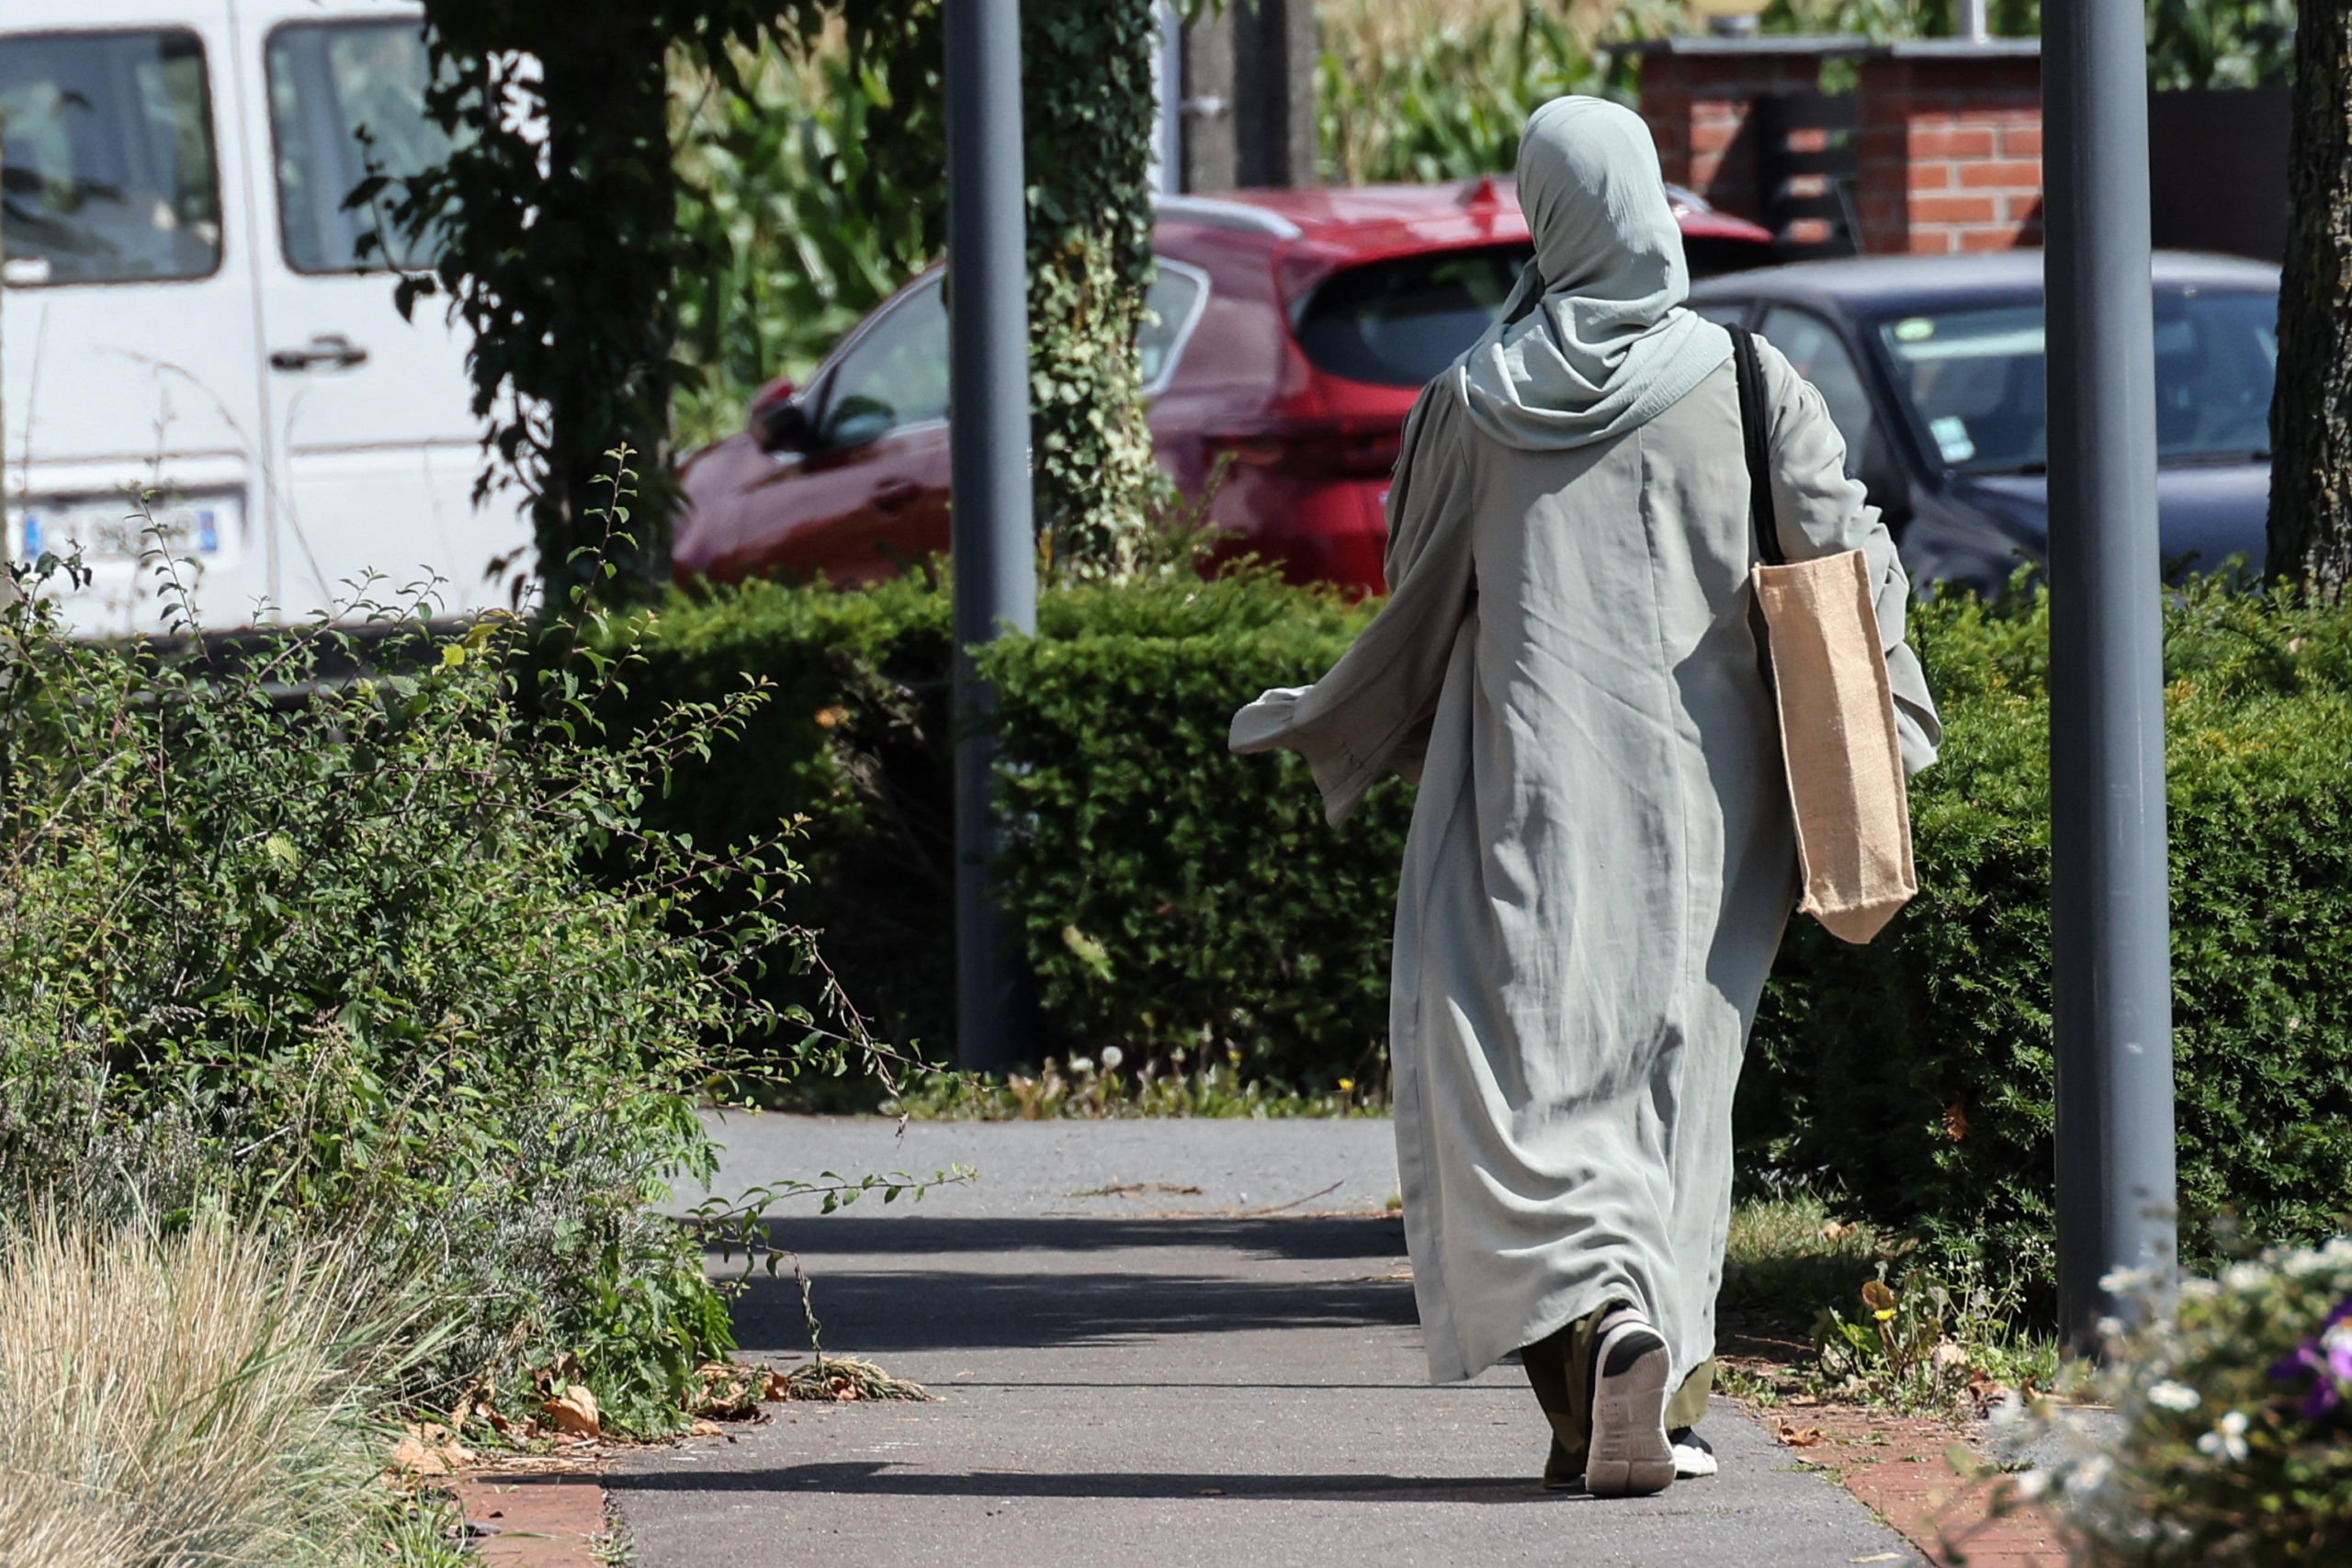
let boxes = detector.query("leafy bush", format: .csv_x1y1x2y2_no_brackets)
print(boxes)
2004,1242,2352,1564
601,571,958,1060
0,538,818,1437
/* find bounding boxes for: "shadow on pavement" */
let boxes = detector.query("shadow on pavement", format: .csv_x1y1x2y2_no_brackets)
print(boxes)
606,1464,1584,1506
725,1214,1408,1261
723,1264,1419,1354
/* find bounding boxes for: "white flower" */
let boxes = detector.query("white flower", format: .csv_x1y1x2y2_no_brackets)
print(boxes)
1068,1056,1094,1075
2146,1381,2201,1412
2101,1266,2159,1295
2197,1410,2251,1463
2096,1315,2126,1340
2014,1470,2050,1500
2066,1454,2114,1494
2223,1262,2267,1292
2178,1278,2221,1301
1100,1046,1124,1070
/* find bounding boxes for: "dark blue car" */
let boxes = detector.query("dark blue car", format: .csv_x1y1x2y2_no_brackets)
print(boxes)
1689,251,2278,599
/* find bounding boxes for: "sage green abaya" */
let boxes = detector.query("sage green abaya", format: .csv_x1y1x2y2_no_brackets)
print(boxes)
1228,341,1939,1390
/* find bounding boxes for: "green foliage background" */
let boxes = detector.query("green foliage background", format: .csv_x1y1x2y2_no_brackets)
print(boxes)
615,570,2352,1280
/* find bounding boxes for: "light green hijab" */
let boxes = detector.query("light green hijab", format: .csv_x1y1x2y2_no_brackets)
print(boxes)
1456,96,1733,452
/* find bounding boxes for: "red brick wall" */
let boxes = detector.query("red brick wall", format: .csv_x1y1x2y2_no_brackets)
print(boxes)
1636,43,2045,257
1857,53,2042,254
1640,50,1841,222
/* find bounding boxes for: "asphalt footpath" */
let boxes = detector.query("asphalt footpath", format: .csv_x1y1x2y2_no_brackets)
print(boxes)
616,1113,1926,1568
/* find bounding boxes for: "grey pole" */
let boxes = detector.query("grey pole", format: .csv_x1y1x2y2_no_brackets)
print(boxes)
945,0,1036,1072
2041,0,2176,1347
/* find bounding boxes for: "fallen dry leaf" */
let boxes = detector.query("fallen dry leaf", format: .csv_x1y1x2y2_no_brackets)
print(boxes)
689,1419,723,1437
540,1383,601,1438
1779,1422,1826,1449
387,1437,446,1476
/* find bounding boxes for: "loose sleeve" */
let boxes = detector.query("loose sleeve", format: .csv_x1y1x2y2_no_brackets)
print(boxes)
1753,335,1943,775
1227,380,1479,825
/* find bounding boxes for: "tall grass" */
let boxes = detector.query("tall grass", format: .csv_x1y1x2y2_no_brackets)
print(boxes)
0,1215,456,1568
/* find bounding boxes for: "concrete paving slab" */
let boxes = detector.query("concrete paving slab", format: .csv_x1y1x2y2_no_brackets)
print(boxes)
673,1111,1405,1220
616,1118,1926,1567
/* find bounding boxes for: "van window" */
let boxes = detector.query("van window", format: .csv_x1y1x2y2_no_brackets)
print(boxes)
1294,245,1530,388
266,21,455,273
0,29,223,287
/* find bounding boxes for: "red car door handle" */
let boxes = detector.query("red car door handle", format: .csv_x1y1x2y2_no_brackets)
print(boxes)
871,478,920,513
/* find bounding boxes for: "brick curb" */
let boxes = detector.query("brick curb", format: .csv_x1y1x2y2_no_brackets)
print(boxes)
454,1472,609,1567
1765,1406,2073,1567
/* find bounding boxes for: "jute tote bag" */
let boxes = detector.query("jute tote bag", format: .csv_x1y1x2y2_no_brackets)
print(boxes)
1730,326,1917,944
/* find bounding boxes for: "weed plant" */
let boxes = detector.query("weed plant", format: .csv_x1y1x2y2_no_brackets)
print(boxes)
884,1045,1385,1121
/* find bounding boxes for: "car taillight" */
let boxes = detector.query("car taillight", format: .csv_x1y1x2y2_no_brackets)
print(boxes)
1202,418,1403,479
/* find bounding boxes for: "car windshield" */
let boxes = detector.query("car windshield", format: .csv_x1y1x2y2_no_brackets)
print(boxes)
1875,288,2278,475
1295,245,1530,388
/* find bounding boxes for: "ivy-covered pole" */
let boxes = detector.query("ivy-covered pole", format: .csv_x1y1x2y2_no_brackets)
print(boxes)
945,0,1036,1070
1022,0,1166,573
2042,0,2177,1347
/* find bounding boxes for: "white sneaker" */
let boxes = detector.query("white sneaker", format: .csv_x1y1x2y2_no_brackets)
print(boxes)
1585,1309,1675,1497
1670,1427,1717,1479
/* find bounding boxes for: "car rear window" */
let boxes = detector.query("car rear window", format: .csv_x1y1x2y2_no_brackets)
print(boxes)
1293,245,1530,389
0,28,222,286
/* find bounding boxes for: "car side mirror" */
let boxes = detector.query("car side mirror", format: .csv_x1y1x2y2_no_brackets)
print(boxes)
749,379,810,453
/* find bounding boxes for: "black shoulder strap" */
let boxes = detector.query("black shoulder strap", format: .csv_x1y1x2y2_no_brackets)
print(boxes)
1729,325,1785,569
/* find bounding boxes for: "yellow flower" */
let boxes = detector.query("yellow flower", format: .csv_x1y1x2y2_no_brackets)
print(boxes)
1873,1308,1897,1323
1338,1078,1355,1092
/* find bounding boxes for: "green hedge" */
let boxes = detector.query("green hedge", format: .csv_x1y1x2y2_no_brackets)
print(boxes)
1747,583,2352,1280
616,571,2352,1272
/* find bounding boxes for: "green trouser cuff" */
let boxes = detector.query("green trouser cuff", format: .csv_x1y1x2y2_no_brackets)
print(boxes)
1521,1312,1714,1488
1665,1356,1715,1430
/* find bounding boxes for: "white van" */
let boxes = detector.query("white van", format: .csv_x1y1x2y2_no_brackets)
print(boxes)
1,0,526,634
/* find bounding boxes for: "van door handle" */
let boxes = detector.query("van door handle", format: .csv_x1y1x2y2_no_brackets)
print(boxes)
871,478,920,514
268,333,369,372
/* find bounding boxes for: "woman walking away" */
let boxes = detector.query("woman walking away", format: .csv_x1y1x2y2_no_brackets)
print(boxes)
1228,97,1939,1497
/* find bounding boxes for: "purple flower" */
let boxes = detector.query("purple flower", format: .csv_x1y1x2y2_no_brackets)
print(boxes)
2269,1295,2352,1422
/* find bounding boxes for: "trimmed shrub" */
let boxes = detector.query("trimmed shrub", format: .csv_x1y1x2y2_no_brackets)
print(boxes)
617,571,2352,1277
983,576,1404,1089
601,572,959,1057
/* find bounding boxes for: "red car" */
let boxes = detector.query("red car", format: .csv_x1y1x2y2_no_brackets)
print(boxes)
673,179,1776,595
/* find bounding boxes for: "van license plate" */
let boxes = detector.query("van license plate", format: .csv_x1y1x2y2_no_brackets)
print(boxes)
11,492,242,565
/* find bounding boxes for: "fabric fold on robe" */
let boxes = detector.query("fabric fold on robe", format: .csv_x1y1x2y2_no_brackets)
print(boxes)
1230,336,1939,1387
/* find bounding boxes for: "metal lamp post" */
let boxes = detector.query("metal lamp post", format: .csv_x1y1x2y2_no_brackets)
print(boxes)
944,0,1036,1072
2042,0,2177,1346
